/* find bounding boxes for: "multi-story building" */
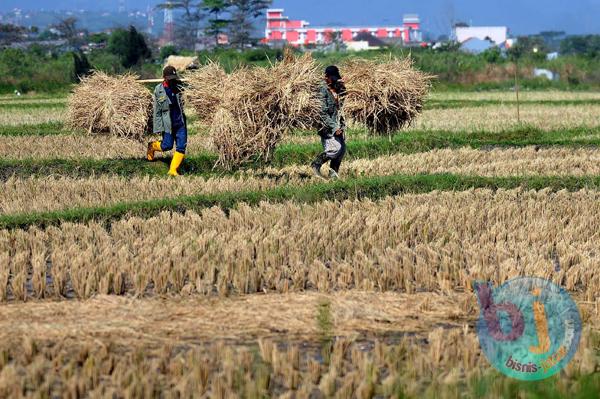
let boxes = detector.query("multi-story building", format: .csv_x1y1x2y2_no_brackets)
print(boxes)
264,9,422,46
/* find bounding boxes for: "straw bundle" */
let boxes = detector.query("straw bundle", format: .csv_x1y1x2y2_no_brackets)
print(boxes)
342,57,432,135
184,62,228,123
211,52,321,168
185,53,431,168
66,71,152,141
270,51,323,131
164,55,199,71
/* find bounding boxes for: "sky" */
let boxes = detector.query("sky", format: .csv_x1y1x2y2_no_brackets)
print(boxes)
1,0,600,36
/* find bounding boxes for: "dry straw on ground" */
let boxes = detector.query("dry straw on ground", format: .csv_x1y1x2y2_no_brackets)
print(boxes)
342,57,433,135
66,72,152,140
0,294,596,398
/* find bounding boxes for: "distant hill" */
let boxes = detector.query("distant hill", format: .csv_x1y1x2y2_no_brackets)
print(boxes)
0,9,160,34
1,0,152,12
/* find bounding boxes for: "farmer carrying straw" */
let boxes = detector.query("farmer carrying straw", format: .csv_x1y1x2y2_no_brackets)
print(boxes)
311,65,347,180
147,66,188,176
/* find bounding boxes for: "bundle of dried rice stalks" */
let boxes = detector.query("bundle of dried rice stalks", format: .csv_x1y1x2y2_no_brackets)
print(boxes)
342,57,433,135
271,51,323,131
184,61,228,123
164,55,199,71
66,71,152,141
211,52,321,169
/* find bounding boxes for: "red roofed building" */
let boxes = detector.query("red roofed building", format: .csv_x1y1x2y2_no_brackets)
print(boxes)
264,9,422,46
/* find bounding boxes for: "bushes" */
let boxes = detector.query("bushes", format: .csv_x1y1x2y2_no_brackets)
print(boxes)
196,47,285,71
107,26,152,69
3,44,600,94
0,48,73,93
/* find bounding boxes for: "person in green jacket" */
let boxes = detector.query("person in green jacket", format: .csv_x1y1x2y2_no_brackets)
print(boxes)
311,65,347,180
146,65,187,176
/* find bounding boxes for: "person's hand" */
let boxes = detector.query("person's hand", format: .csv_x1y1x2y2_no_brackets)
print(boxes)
335,129,343,136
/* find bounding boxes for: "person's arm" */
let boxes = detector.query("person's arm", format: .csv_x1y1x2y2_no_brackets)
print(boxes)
337,105,346,135
319,86,338,136
152,86,164,134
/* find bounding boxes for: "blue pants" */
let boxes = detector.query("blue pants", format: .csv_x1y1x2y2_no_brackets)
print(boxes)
161,123,187,154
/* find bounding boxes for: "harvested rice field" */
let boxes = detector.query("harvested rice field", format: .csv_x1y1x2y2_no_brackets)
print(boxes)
6,147,600,214
1,90,599,398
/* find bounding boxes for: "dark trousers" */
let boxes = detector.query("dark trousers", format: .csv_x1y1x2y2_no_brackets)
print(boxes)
312,135,346,173
161,122,188,154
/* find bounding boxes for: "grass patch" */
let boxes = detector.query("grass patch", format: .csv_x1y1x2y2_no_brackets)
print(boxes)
3,173,600,229
466,369,600,399
273,124,600,165
0,122,66,136
2,125,600,180
0,102,66,110
2,97,598,112
317,299,334,365
425,99,600,110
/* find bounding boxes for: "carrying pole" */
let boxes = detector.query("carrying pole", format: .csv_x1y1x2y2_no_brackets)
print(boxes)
136,79,189,84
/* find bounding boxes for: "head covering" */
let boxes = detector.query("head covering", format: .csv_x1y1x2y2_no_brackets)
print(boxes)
325,65,342,82
162,65,179,81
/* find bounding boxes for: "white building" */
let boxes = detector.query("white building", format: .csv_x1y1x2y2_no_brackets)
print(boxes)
454,26,508,45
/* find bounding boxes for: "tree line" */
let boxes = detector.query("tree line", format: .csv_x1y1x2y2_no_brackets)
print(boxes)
156,0,272,49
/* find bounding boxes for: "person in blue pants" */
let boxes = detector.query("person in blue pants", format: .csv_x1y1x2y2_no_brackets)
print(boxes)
147,65,188,176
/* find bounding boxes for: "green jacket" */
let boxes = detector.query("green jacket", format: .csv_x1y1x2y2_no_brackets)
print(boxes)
153,83,186,134
318,83,345,138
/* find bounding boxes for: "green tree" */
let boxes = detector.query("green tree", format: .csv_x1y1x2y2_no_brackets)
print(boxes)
481,47,502,64
228,0,271,49
52,17,79,45
108,26,152,68
156,0,198,18
508,36,548,61
560,35,600,59
72,51,92,82
156,1,204,49
0,24,27,45
160,44,179,60
203,0,231,47
89,32,109,44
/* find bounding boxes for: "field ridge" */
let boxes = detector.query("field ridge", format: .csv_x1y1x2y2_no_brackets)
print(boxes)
3,172,600,229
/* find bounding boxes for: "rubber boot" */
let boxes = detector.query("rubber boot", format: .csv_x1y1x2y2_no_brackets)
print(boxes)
311,153,328,179
168,151,185,176
147,141,162,161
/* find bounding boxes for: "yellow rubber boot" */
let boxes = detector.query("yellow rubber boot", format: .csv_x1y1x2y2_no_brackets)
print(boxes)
147,141,162,161
168,151,185,176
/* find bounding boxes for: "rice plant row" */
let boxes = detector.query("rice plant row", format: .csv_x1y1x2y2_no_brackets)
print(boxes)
4,146,600,215
1,189,600,301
